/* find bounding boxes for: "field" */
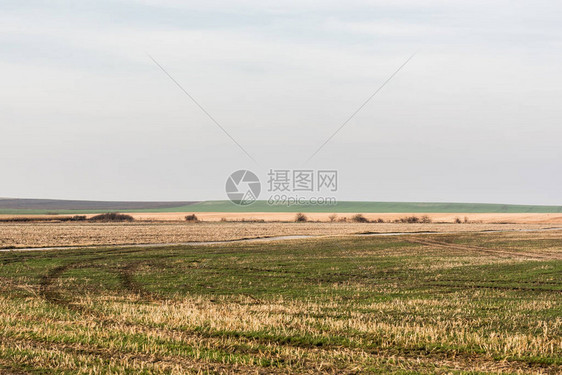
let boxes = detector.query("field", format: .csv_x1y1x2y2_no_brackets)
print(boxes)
183,201,562,214
2,199,562,215
1,222,560,249
3,213,562,225
0,228,560,374
99,212,562,224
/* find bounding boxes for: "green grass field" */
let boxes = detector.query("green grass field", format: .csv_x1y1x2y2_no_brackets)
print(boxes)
1,199,562,215
185,200,562,213
0,232,560,373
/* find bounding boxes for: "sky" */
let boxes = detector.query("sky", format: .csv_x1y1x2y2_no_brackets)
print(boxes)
1,0,561,205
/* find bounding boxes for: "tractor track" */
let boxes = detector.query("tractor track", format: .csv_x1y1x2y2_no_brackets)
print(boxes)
39,261,165,316
407,238,562,261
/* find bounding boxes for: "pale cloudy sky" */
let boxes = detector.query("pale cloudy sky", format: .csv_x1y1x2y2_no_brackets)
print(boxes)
1,0,561,204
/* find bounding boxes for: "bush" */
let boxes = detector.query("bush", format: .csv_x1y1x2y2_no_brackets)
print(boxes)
396,216,422,223
454,217,462,224
89,213,134,222
185,214,199,222
352,214,369,223
239,218,265,223
376,218,385,223
420,215,432,223
295,213,308,222
328,214,337,222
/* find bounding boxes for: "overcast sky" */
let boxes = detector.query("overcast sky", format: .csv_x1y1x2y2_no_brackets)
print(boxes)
1,0,561,204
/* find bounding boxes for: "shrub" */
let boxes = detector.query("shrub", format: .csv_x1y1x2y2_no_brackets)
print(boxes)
352,214,369,223
295,213,308,222
328,214,337,222
394,216,432,223
454,217,462,224
376,218,385,223
420,215,432,223
89,213,134,222
397,216,420,223
185,214,199,222
239,218,265,223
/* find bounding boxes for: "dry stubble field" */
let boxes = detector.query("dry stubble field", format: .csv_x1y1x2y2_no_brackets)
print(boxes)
0,228,560,374
0,221,561,249
0,221,561,374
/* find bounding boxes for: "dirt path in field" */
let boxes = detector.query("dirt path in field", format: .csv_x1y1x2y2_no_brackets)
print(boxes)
2,235,316,252
3,227,561,253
